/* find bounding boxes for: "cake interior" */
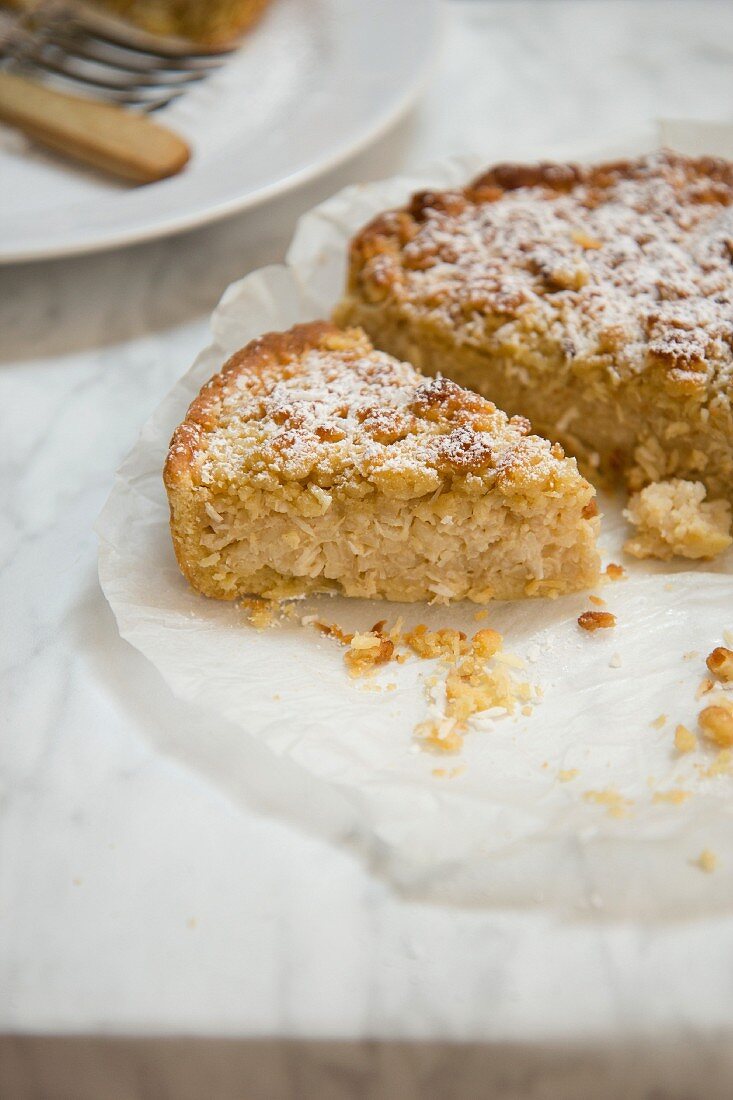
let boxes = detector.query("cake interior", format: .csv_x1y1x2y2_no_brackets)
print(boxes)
173,466,600,603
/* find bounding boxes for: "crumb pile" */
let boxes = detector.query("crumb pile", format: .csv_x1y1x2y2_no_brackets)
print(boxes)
327,617,536,754
244,598,537,755
624,479,732,561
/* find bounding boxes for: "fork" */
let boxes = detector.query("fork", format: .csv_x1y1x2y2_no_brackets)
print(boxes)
0,1,232,112
0,1,234,182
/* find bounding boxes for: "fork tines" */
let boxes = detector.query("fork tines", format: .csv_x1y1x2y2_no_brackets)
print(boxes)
0,1,233,110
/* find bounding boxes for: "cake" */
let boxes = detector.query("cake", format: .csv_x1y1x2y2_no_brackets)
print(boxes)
335,152,733,506
164,322,600,603
85,0,271,46
623,479,732,561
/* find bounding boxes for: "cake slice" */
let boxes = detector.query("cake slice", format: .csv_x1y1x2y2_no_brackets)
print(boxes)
164,322,600,603
335,152,733,505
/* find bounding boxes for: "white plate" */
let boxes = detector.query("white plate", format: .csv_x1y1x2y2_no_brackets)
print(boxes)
0,0,438,263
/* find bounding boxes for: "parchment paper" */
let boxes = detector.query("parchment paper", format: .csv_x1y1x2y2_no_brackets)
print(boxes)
97,123,733,915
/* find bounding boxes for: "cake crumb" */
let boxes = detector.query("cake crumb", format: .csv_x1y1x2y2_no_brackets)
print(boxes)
652,789,691,805
706,646,733,683
584,788,632,818
344,631,395,676
415,717,463,754
444,655,518,724
623,479,732,561
605,562,625,580
315,620,354,645
558,768,579,782
696,678,714,699
578,610,616,632
695,849,718,873
472,628,503,658
473,609,488,622
242,597,276,630
674,724,697,753
698,702,733,747
588,594,606,607
432,765,466,779
651,714,667,729
404,625,468,661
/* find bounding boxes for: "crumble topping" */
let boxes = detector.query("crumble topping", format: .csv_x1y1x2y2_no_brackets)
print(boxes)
314,620,354,646
707,646,733,682
344,632,395,676
182,325,578,498
623,479,732,560
577,610,616,631
235,593,733,824
242,597,276,630
699,702,733,747
349,152,733,398
674,724,697,753
403,624,469,661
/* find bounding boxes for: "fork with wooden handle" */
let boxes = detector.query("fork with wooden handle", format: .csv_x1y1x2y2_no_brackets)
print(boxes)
0,70,190,182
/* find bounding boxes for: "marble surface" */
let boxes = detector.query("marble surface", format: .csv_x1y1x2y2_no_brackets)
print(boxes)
3,0,733,1093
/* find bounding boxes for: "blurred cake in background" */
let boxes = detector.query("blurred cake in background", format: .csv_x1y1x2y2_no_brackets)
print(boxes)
86,0,273,45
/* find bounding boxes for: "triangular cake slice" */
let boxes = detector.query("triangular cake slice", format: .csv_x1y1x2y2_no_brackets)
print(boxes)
164,322,600,603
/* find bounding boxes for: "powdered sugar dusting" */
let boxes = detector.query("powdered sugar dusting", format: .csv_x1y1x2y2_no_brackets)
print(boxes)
193,326,576,495
358,152,733,395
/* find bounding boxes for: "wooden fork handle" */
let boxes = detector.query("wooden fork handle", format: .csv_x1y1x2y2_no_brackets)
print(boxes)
0,71,190,183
